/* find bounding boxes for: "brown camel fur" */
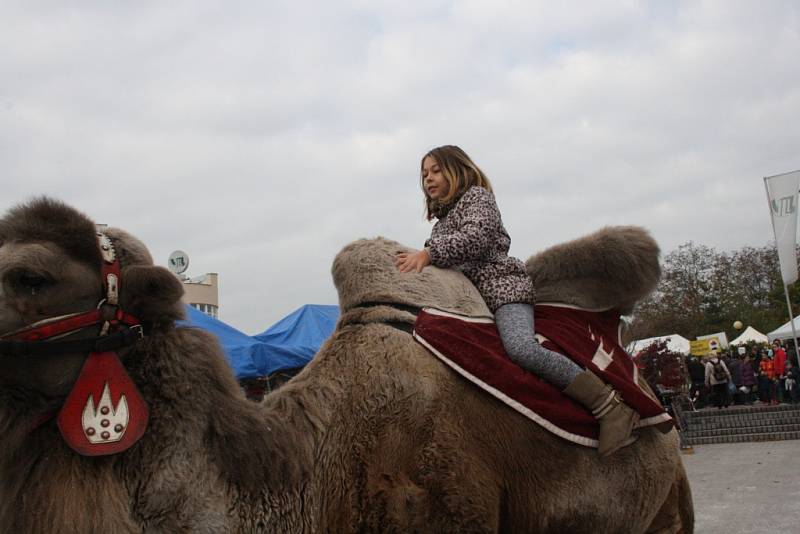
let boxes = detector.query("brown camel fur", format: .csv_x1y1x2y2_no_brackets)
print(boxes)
0,198,693,533
526,225,662,315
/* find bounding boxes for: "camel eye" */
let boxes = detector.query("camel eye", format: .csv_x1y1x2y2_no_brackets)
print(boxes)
9,270,53,295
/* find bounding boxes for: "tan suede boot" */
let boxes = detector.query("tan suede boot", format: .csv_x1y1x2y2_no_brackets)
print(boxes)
563,371,639,457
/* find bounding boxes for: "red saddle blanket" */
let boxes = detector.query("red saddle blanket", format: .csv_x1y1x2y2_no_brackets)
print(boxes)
412,305,672,447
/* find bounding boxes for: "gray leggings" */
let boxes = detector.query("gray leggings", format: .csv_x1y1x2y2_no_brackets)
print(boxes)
495,303,582,389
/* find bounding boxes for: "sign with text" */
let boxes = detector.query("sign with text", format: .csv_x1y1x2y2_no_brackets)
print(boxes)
690,339,710,356
690,338,720,356
698,332,728,349
764,170,800,285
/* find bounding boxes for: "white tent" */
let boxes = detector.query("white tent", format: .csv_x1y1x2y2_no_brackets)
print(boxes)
730,326,769,345
767,317,800,342
630,334,691,356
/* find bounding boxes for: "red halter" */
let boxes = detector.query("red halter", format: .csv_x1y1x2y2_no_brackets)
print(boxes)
0,233,149,456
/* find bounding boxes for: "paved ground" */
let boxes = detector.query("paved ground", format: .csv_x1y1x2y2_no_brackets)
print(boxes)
682,440,800,533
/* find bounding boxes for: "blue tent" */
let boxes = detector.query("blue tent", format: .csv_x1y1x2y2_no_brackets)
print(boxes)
180,304,339,379
179,305,270,379
253,304,339,373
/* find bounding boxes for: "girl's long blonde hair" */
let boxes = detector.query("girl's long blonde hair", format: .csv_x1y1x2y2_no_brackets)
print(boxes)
421,145,493,220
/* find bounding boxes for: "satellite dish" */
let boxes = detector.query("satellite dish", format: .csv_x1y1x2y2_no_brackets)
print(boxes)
168,250,189,275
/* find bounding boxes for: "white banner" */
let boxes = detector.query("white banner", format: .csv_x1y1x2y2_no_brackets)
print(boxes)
765,170,800,285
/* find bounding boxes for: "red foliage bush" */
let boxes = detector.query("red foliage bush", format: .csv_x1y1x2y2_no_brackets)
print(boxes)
635,339,686,391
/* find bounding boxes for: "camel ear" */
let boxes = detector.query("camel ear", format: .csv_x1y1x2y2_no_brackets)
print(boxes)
121,265,185,326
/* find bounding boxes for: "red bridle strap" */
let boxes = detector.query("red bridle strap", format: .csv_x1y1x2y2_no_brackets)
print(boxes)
1,232,139,345
3,308,140,343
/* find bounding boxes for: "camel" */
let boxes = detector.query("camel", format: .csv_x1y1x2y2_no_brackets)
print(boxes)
0,197,693,533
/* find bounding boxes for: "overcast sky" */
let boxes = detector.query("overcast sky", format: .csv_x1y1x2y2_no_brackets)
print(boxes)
2,1,799,333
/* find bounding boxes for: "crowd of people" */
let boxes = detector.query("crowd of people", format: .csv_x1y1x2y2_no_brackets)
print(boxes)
686,340,800,409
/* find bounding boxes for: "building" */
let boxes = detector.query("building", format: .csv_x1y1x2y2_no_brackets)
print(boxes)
182,273,219,319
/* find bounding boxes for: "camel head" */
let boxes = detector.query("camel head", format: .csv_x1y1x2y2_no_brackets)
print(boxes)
0,197,184,396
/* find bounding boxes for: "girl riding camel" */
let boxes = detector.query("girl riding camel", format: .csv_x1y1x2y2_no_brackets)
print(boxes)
395,145,638,456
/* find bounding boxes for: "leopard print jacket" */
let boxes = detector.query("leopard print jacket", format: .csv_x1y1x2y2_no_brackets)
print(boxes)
425,186,535,312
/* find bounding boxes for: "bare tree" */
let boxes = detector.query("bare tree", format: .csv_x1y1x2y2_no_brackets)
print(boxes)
630,242,800,343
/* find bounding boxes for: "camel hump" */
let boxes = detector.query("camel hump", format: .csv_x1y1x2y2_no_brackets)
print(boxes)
525,226,661,314
332,237,491,318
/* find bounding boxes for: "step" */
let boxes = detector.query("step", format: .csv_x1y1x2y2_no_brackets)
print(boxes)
683,407,800,424
683,422,800,439
683,404,800,420
679,404,800,445
686,412,800,429
683,430,800,446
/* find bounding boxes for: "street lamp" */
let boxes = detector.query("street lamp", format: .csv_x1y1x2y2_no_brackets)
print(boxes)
733,321,745,356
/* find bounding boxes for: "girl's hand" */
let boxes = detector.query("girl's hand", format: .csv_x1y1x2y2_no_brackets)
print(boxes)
395,249,431,273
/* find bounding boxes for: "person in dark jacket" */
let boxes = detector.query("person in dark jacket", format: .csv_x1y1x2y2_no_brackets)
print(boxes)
727,355,743,404
687,356,707,407
751,346,763,372
739,354,758,404
395,145,638,456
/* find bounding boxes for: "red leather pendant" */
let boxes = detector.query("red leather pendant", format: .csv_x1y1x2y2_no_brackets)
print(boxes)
57,351,149,456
